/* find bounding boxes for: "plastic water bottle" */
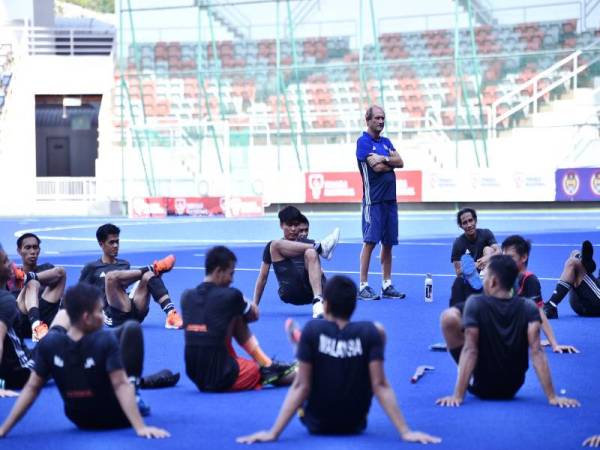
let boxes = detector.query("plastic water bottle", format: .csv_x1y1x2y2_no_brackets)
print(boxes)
424,273,433,303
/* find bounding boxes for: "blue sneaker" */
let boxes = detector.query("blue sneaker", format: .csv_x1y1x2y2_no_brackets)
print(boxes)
381,285,406,299
358,285,380,300
460,254,482,290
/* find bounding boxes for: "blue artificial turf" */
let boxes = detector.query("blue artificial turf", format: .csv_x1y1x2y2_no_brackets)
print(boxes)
0,211,598,450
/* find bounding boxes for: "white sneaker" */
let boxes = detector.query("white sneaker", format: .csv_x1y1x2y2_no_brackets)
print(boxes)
312,301,324,319
319,227,340,260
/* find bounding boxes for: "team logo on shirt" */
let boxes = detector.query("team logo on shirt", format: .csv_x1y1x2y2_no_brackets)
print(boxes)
84,357,96,369
562,172,580,196
53,355,64,367
590,171,600,196
372,145,376,151
99,272,106,278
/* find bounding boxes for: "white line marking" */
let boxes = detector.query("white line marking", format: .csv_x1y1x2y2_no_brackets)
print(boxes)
56,263,561,281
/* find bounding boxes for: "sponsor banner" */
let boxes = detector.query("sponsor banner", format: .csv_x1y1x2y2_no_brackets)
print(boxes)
167,197,224,216
130,196,264,218
129,197,168,218
305,171,422,203
221,196,265,217
555,168,600,201
422,170,555,202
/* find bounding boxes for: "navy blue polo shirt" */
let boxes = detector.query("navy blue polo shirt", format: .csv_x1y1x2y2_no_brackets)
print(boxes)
356,132,397,205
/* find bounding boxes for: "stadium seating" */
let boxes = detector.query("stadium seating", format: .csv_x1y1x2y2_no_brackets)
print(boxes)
113,19,597,133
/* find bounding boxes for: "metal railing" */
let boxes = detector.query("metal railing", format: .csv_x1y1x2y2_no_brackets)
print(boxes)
490,38,600,136
36,177,97,201
22,26,114,56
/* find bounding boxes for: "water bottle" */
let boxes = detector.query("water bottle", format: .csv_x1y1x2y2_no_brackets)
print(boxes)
424,273,433,303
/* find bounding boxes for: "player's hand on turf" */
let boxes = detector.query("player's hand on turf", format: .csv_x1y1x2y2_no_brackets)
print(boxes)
549,396,580,408
0,389,18,398
435,395,463,407
552,344,579,354
583,435,600,447
236,430,277,444
401,430,442,444
135,426,170,439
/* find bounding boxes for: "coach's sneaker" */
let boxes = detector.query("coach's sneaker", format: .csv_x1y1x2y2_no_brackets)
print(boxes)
260,360,298,386
581,240,596,275
319,228,340,260
543,302,559,320
140,369,180,389
381,284,406,299
31,321,48,343
312,300,324,319
284,318,302,346
358,285,380,300
165,309,183,329
152,254,176,275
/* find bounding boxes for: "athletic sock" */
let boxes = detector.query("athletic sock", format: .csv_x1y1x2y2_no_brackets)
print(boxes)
548,280,572,307
28,307,40,325
242,335,272,367
158,298,175,314
382,279,392,290
147,277,173,313
313,242,322,254
138,266,152,275
359,282,368,291
312,295,323,304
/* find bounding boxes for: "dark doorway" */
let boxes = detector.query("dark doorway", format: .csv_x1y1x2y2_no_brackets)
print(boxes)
46,137,71,176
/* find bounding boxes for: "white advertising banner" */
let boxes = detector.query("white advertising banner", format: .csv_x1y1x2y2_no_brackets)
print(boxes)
422,170,555,202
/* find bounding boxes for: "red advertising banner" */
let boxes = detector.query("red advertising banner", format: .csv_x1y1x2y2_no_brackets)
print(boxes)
130,197,264,218
129,197,168,218
305,171,422,203
166,197,224,216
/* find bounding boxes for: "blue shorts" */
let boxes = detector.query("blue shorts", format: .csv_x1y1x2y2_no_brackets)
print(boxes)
361,201,398,245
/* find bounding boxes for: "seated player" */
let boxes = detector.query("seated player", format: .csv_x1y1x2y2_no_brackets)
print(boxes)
543,240,600,319
182,246,296,392
237,275,441,444
253,206,340,319
0,283,170,439
449,207,500,307
79,223,182,329
501,235,578,354
437,255,580,407
11,233,66,341
0,249,34,396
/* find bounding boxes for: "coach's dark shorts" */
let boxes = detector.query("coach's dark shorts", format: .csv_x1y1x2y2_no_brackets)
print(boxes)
361,200,398,245
274,260,326,305
103,300,149,328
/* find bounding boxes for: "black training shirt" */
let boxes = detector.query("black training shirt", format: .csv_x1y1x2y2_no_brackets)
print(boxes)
34,328,124,424
463,294,541,397
79,258,130,298
0,290,33,376
451,228,497,263
297,319,384,433
181,282,252,391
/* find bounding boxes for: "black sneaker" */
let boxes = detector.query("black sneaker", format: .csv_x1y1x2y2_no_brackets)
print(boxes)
358,285,380,300
140,369,180,389
581,240,596,275
260,360,298,386
381,284,406,299
543,302,558,320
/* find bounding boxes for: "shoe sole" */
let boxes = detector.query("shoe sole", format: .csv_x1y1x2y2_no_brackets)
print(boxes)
165,323,182,329
382,294,406,299
263,363,299,386
358,296,381,300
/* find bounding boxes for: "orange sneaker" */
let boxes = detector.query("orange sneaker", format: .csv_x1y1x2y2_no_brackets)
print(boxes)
153,254,176,275
165,310,183,329
32,321,49,342
12,264,25,290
